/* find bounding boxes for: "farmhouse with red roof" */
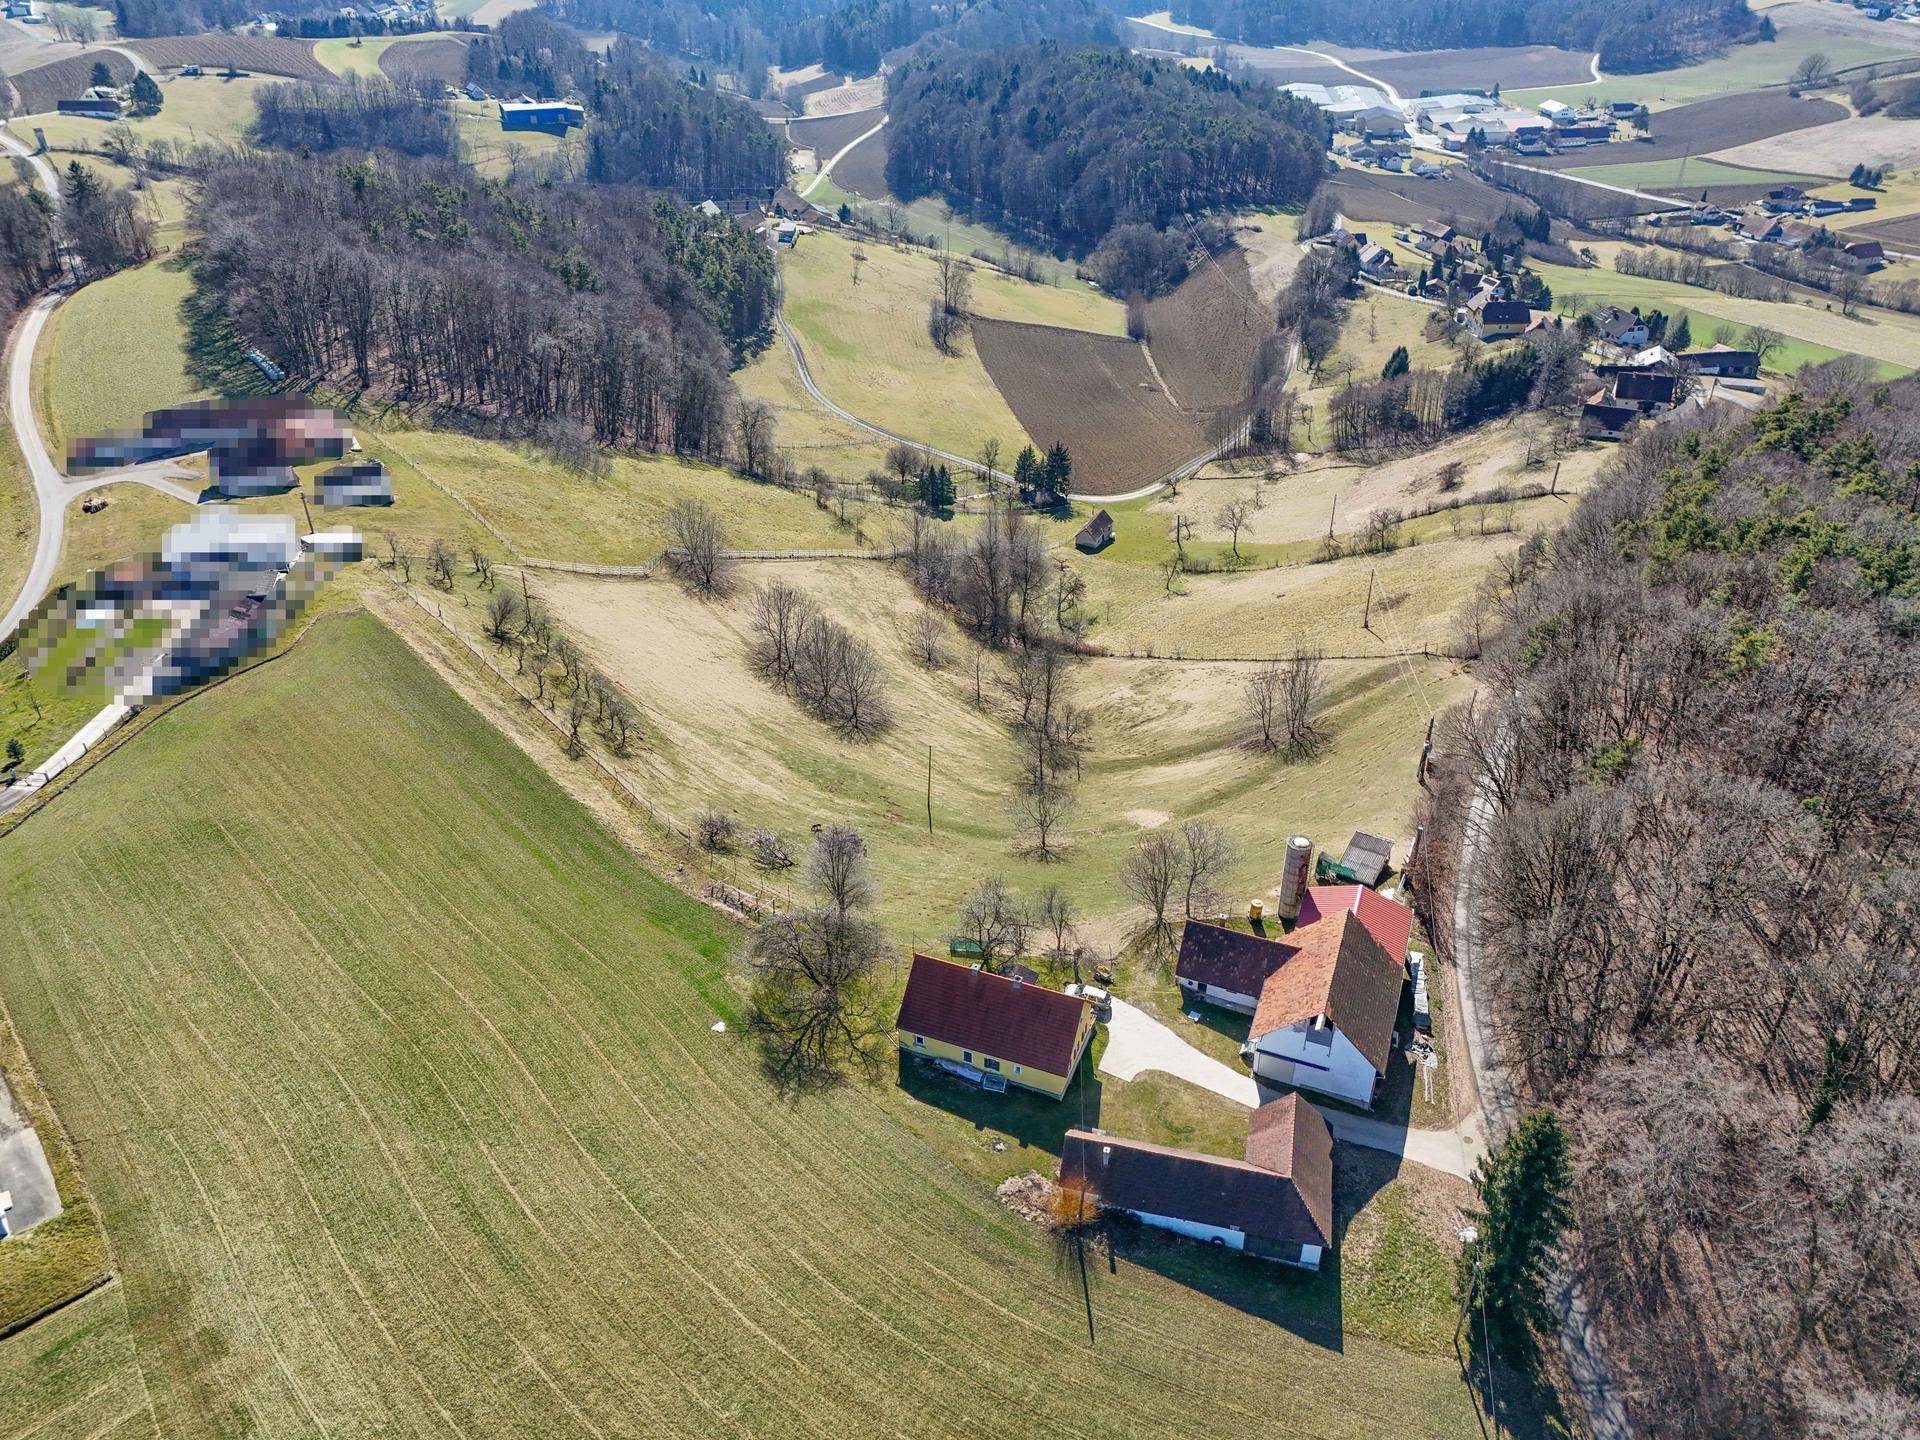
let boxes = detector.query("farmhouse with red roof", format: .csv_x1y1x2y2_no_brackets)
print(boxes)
895,954,1094,1098
1175,885,1411,1108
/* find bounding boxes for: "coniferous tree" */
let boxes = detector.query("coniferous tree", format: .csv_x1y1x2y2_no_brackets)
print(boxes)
1381,345,1410,380
1458,1111,1573,1360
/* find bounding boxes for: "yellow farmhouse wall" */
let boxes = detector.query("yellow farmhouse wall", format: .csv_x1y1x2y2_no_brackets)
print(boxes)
898,1013,1092,1100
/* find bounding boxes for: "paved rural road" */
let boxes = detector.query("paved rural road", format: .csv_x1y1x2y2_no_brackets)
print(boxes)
1452,726,1634,1440
0,125,204,639
1098,997,1485,1179
798,111,887,200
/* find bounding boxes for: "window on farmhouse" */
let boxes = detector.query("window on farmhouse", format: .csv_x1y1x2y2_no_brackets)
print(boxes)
913,1035,925,1047
984,1058,1001,1071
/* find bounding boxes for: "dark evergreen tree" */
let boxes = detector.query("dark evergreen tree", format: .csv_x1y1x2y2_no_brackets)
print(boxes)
1381,345,1410,380
1458,1112,1573,1359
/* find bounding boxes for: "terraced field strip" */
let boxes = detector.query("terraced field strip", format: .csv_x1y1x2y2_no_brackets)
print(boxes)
0,612,1496,1440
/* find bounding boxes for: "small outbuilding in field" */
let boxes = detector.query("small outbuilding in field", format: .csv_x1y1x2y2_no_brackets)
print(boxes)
1074,509,1113,552
316,461,394,508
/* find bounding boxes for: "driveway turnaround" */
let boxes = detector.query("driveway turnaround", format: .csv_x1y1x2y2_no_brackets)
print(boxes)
1098,997,1484,1179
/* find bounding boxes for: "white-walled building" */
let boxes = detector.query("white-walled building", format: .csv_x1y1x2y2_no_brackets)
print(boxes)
1060,1093,1335,1269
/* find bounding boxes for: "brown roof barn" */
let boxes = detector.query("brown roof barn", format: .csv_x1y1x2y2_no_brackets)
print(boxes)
1175,920,1289,1000
1059,1092,1334,1266
896,954,1091,1079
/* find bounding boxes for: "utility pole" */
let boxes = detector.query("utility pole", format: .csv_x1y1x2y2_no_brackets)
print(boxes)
1418,714,1435,786
925,743,934,833
1362,568,1376,632
1328,492,1338,539
1549,461,1560,497
297,488,315,535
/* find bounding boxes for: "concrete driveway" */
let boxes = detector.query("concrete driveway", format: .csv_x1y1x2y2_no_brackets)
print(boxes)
1099,997,1484,1179
0,1076,61,1239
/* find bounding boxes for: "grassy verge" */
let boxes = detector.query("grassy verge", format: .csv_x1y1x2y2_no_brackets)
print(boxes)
37,255,208,460
0,1283,150,1438
0,609,1502,1438
0,1000,111,1338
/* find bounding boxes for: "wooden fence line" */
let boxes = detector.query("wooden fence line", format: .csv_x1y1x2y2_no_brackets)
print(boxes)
1108,645,1474,664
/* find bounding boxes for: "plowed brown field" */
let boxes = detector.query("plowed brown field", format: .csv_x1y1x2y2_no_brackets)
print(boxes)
973,318,1205,494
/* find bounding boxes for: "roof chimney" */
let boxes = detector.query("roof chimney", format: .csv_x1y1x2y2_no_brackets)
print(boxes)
969,963,981,974
1011,974,1022,988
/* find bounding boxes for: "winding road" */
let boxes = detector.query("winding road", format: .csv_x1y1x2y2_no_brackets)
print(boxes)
1452,727,1633,1440
0,124,203,640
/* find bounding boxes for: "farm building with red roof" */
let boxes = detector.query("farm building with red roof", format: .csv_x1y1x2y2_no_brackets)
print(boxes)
1175,886,1412,1109
895,954,1094,1098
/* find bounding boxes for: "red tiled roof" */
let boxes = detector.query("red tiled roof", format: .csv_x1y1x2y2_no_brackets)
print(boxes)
1296,885,1413,964
1060,1125,1331,1249
896,954,1089,1075
1249,910,1405,1071
1244,1093,1335,1245
1175,921,1290,997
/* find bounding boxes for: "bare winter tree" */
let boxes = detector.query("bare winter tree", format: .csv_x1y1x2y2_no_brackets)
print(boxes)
1216,496,1254,559
1243,660,1284,752
468,546,496,588
734,399,777,478
484,590,522,642
742,825,889,1092
1177,820,1238,919
1038,884,1080,976
1122,828,1183,955
749,582,818,685
664,497,733,596
1280,647,1327,759
906,607,944,668
1012,780,1076,861
958,877,1031,970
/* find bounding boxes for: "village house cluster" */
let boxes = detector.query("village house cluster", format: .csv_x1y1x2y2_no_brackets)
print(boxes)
893,833,1424,1274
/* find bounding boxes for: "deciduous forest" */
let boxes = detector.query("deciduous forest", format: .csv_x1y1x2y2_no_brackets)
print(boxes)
192,153,775,453
1440,363,1920,1437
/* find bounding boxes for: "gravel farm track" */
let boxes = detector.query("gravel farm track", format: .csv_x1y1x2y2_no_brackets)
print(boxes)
971,318,1207,494
1523,91,1847,169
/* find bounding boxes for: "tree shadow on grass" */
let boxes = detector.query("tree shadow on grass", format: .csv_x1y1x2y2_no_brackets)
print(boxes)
894,1042,1103,1164
178,256,279,401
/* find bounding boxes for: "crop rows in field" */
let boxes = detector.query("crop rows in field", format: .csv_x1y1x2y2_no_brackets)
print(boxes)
130,36,334,82
0,612,1494,1440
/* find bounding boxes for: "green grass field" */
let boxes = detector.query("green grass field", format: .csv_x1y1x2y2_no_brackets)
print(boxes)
781,231,1041,462
25,72,273,153
805,175,1093,291
1534,258,1916,375
0,610,1501,1440
36,256,206,460
1507,28,1911,107
0,1284,152,1440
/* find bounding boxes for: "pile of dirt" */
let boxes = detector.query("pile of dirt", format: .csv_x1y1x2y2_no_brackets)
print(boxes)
996,1170,1056,1226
